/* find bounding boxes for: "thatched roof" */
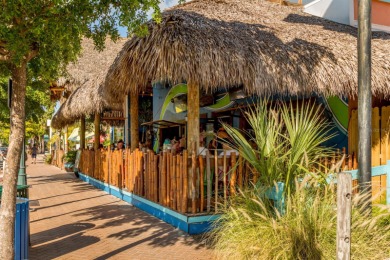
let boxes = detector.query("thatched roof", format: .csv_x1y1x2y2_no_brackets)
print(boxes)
104,0,390,98
51,38,127,129
58,37,128,92
51,83,124,129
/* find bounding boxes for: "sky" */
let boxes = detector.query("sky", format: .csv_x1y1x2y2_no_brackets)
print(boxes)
118,0,180,36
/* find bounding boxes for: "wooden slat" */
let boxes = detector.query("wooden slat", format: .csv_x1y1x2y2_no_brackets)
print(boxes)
206,151,211,213
372,107,380,166
177,154,183,212
230,152,237,196
372,175,381,203
381,106,390,163
223,150,227,208
172,155,177,210
191,148,197,214
238,156,243,190
183,150,188,213
199,155,205,212
162,152,167,206
381,174,387,203
215,151,219,212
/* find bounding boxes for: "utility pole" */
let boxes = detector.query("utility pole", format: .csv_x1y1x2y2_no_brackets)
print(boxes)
357,0,372,205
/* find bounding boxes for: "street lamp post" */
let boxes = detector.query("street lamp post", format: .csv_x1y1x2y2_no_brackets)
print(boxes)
17,139,26,186
358,0,372,206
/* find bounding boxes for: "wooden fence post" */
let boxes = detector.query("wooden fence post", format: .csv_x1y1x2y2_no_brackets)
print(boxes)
206,151,211,213
337,172,352,260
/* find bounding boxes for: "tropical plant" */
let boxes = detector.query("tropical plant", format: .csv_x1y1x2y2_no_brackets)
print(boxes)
222,99,335,198
64,150,77,164
210,177,390,259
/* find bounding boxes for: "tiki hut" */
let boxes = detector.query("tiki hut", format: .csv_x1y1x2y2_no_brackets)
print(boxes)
51,37,127,129
104,0,390,98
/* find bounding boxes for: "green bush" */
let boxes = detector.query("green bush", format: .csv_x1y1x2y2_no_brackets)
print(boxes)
44,154,52,164
209,178,390,259
64,150,77,163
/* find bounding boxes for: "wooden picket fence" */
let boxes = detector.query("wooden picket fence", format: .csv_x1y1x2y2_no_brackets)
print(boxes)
348,107,389,203
78,145,388,215
79,148,258,214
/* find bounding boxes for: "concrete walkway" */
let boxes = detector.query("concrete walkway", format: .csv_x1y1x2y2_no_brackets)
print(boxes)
28,155,214,259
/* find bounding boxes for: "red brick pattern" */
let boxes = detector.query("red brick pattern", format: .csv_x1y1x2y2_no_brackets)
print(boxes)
28,155,214,259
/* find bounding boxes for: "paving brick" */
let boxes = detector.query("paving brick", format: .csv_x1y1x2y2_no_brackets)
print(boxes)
28,155,214,259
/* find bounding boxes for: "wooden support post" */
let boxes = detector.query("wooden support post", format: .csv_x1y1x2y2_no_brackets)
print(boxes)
187,82,200,155
337,172,352,260
80,116,86,149
94,113,100,151
130,92,139,151
206,151,211,213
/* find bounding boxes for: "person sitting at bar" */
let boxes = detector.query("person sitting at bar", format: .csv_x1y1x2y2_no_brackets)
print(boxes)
116,139,125,150
179,136,186,151
198,144,209,156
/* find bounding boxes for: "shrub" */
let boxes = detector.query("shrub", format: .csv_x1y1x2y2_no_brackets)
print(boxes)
64,150,77,163
209,178,390,259
44,154,52,164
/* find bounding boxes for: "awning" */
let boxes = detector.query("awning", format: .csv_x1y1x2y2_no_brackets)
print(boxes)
68,128,79,141
141,120,185,129
68,128,94,142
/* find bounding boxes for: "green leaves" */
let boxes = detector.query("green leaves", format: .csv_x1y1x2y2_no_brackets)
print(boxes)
222,99,335,198
0,0,162,79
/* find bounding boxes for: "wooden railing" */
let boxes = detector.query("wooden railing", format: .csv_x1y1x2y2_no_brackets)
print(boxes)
348,106,390,203
79,149,257,214
79,147,389,214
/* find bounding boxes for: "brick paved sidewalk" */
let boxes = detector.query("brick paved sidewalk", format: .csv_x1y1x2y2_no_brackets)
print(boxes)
28,155,214,260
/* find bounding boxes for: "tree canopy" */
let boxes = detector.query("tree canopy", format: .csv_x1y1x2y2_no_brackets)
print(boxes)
0,0,161,76
0,2,162,258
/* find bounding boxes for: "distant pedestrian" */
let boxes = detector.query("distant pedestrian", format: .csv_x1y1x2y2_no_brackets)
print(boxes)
31,144,38,164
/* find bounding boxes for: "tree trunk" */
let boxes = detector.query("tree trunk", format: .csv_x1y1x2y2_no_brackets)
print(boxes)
0,61,27,260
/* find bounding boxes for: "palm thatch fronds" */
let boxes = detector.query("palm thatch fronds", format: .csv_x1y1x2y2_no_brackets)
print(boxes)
51,38,127,129
51,82,124,129
58,37,128,92
104,0,390,98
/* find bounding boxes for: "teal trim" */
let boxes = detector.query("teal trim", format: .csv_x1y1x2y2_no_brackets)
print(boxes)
187,214,220,224
78,172,218,234
345,161,390,205
131,193,189,222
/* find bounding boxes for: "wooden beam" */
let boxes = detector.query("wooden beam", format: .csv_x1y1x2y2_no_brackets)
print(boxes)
187,82,200,155
130,92,139,150
94,113,100,151
80,116,86,149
